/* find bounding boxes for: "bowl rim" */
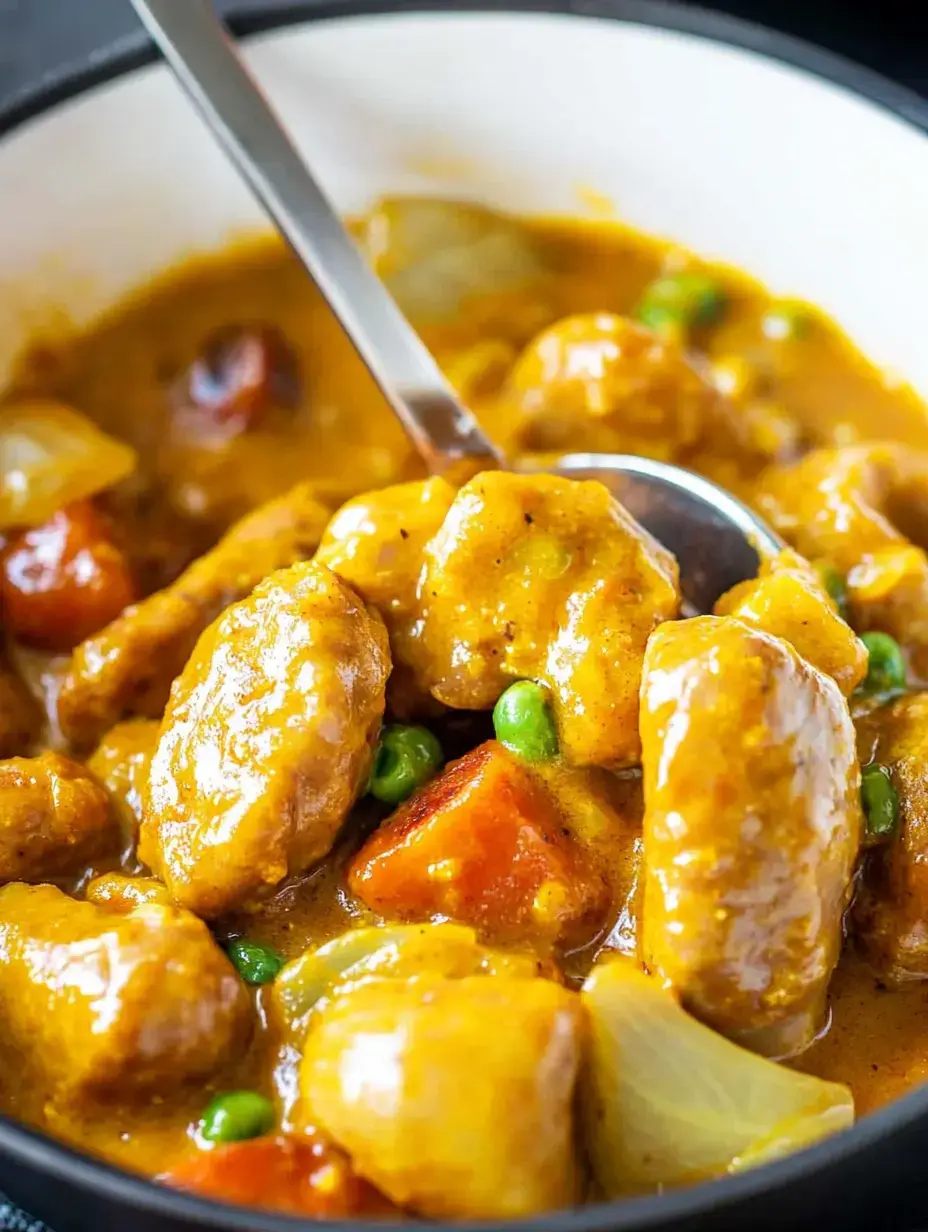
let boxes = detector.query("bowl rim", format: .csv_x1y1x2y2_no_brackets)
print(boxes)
2,2,928,1230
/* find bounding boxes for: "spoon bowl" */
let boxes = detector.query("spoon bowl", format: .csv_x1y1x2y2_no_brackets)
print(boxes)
131,0,782,610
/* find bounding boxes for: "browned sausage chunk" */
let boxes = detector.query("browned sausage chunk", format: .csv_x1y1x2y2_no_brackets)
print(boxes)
58,481,331,747
0,884,251,1106
140,561,390,917
0,752,116,884
854,693,928,981
640,616,862,1057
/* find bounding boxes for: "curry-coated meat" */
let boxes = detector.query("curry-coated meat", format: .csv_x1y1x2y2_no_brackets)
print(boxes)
640,616,862,1057
409,472,680,767
0,658,41,759
0,752,116,884
140,560,390,918
315,476,456,717
854,693,928,982
715,549,867,696
0,884,250,1105
86,718,160,863
297,974,581,1218
84,872,172,911
754,444,928,678
58,481,332,747
504,313,759,470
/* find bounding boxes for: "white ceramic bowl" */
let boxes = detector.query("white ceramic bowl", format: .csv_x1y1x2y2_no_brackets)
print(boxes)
2,6,928,1231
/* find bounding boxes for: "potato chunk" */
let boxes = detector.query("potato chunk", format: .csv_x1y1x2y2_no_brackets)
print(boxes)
315,477,456,716
58,481,331,747
298,974,581,1217
140,561,390,917
0,884,250,1105
0,752,115,883
753,444,928,676
411,472,680,766
349,741,609,947
641,616,862,1057
854,692,928,981
715,549,867,696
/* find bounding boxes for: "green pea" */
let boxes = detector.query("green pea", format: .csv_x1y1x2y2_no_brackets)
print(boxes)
861,763,900,840
814,560,848,620
227,938,284,985
200,1091,275,1144
634,271,726,335
493,680,559,763
763,299,812,341
369,724,443,805
859,631,907,696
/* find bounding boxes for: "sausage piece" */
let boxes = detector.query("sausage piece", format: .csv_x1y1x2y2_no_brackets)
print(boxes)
86,718,160,861
0,884,250,1105
854,692,928,981
0,752,116,884
640,616,862,1057
58,482,331,747
140,561,390,917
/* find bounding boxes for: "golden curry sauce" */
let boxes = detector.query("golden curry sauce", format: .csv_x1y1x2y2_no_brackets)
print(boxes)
2,201,928,1212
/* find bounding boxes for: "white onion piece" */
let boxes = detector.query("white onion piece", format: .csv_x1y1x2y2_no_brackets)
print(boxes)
273,922,539,1042
0,400,137,530
580,960,854,1196
362,197,548,324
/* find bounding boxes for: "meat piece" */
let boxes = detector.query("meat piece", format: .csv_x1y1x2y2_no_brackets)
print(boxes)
315,477,456,716
715,549,867,696
753,444,928,676
410,472,680,767
140,561,390,918
1,501,135,651
86,718,160,860
854,692,928,981
164,1134,395,1217
172,324,300,438
504,313,768,480
0,752,116,884
349,741,610,948
0,656,41,758
58,482,331,748
640,616,862,1057
0,883,250,1105
85,873,171,911
297,974,581,1217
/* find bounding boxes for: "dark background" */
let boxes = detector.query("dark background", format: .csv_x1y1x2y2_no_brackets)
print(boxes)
1,0,928,110
0,0,927,1229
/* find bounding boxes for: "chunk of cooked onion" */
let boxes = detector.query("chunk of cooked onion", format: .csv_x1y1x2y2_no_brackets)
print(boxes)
361,197,548,324
580,960,854,1196
0,400,137,529
273,923,540,1042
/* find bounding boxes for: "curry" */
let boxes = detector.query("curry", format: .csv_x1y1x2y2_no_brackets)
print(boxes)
0,197,927,1218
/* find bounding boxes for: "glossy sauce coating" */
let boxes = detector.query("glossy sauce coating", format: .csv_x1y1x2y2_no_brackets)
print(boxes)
2,209,928,1187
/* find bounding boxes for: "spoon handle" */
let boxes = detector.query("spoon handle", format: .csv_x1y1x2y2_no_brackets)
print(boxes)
130,0,502,479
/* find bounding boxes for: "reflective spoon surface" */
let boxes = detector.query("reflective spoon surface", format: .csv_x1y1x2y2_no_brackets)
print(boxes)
130,0,783,611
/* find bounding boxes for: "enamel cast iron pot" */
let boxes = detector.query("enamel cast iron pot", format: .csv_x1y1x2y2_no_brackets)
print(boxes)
3,3,928,1230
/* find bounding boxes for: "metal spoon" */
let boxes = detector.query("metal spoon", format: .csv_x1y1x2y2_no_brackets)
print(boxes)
130,0,782,611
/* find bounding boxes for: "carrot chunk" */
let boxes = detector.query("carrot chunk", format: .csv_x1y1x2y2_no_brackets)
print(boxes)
349,740,608,946
163,1134,394,1217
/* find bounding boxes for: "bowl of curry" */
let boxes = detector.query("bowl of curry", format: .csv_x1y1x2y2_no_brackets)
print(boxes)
2,4,928,1232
